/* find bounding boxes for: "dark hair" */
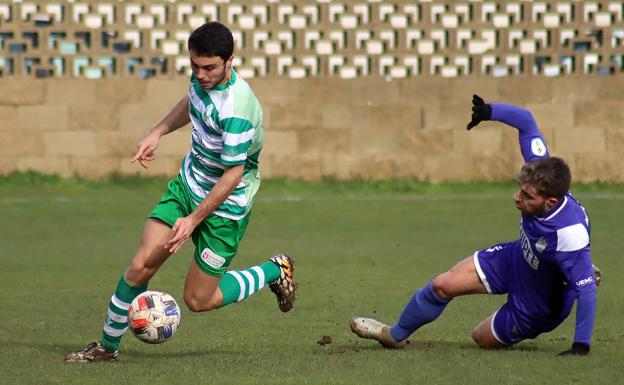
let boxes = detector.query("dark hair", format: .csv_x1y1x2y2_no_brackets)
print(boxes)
188,22,234,62
517,157,571,199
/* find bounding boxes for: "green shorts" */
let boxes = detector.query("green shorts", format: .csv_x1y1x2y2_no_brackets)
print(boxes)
148,176,250,277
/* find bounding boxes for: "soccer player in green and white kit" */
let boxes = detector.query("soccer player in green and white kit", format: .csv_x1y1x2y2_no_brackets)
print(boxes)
65,22,297,362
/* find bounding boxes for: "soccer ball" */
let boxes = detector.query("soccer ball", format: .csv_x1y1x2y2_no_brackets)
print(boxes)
127,291,181,344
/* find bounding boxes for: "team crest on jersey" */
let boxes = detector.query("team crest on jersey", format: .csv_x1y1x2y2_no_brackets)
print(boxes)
535,236,548,253
531,138,547,157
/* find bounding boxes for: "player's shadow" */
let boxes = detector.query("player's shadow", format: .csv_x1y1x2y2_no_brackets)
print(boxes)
334,339,542,354
10,340,239,361
413,340,541,353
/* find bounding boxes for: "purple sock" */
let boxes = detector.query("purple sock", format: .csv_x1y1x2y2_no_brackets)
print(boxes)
390,281,450,341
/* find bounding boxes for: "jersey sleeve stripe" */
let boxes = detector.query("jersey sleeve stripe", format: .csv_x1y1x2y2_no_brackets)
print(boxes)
221,117,254,134
223,142,252,156
224,129,256,146
221,153,247,164
556,223,590,252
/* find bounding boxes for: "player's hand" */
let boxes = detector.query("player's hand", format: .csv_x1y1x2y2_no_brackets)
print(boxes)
131,131,160,169
165,216,200,254
558,342,590,356
466,94,492,130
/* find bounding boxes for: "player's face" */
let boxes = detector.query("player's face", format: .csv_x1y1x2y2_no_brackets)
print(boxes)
513,182,558,216
190,50,233,90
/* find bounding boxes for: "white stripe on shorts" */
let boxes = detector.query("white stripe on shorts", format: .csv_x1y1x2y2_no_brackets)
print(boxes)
490,308,511,345
473,251,492,294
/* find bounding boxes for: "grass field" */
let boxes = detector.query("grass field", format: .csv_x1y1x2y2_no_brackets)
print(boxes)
1,173,623,385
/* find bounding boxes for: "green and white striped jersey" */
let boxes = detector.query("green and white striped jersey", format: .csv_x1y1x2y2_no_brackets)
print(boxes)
179,70,263,221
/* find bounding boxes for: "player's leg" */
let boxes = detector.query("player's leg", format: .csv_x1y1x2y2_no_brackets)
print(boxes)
472,300,547,349
471,314,505,349
65,179,186,363
182,253,294,311
390,255,487,341
65,218,174,362
183,214,296,312
431,254,489,299
101,219,174,349
183,257,223,311
351,255,487,348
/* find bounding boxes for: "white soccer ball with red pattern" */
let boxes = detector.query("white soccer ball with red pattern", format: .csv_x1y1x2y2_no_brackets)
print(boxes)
127,291,181,344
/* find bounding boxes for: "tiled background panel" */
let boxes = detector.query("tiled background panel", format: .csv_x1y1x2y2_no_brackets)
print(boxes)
1,0,622,78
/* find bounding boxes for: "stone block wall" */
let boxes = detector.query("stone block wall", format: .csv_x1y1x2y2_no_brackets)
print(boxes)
2,1,622,181
1,75,623,182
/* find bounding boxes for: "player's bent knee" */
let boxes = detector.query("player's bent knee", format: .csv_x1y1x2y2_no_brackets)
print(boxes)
472,326,501,349
431,274,453,300
472,329,485,347
183,293,205,312
126,260,156,285
183,291,220,312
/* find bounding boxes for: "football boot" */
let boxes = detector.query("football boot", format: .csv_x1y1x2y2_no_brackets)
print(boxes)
269,252,297,312
64,341,118,363
350,317,407,349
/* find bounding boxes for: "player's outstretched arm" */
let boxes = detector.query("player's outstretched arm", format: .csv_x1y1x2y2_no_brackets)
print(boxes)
557,252,596,357
132,95,191,169
556,292,594,357
466,94,548,163
559,282,596,356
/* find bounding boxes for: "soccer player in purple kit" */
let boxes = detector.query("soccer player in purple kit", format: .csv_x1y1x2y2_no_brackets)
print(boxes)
351,95,600,356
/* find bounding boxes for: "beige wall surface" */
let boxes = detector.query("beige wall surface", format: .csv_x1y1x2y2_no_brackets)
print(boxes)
1,75,623,182
1,1,623,181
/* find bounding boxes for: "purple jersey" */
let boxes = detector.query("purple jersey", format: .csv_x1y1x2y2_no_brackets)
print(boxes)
490,104,597,345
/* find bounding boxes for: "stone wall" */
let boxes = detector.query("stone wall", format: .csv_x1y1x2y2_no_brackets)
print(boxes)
1,75,623,182
2,0,623,181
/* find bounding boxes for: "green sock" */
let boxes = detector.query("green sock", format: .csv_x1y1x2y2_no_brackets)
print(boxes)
100,276,147,352
218,260,280,307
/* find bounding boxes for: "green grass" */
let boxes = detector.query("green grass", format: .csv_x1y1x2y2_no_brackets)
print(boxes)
1,173,622,385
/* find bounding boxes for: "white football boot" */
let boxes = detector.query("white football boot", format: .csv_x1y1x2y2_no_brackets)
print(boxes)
350,317,407,349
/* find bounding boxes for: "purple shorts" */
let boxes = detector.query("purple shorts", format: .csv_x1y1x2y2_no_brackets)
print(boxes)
473,240,519,295
473,240,572,345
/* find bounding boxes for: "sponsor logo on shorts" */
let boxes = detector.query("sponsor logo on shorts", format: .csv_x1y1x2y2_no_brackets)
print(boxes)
576,276,594,286
201,248,226,269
